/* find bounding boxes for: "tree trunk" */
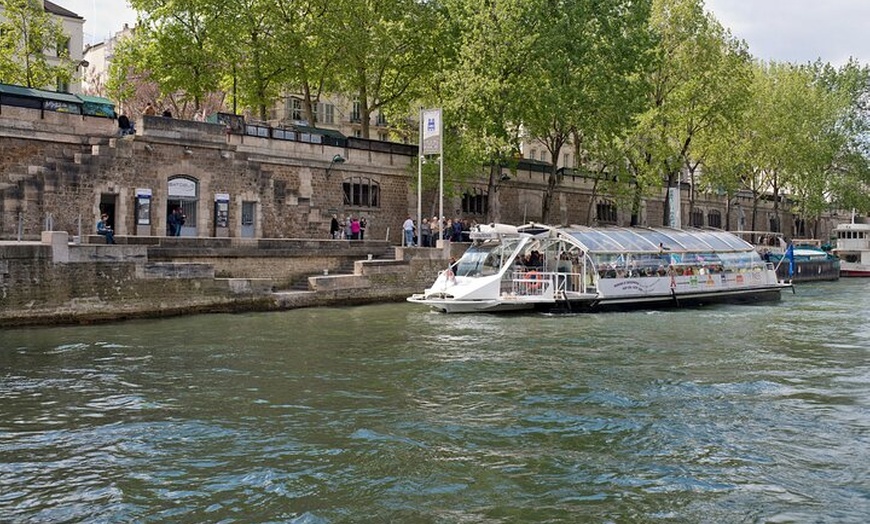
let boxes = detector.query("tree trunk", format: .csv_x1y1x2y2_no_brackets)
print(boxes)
485,164,499,223
541,164,559,224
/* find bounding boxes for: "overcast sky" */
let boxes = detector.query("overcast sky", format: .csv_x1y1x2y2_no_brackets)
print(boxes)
705,0,870,66
65,0,869,67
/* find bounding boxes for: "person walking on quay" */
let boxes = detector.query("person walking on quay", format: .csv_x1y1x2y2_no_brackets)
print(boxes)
350,216,361,240
330,214,340,239
402,215,415,247
96,213,115,244
359,216,367,240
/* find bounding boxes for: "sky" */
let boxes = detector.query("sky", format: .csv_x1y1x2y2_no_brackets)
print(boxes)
63,0,869,67
704,0,870,66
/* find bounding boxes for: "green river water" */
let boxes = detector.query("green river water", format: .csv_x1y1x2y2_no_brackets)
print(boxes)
1,280,868,522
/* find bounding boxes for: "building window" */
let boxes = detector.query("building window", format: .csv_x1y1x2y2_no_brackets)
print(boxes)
563,153,571,168
343,177,380,208
596,201,617,224
794,218,806,237
708,210,722,229
529,149,536,160
376,112,387,126
291,98,304,121
461,189,488,215
378,132,389,142
318,102,335,124
540,151,547,162
691,208,704,227
351,101,361,122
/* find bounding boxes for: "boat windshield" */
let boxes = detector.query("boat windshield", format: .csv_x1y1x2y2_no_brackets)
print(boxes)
455,238,521,277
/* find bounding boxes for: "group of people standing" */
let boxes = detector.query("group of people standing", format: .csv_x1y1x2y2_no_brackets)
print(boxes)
168,207,186,236
330,214,367,240
142,102,173,118
403,215,474,247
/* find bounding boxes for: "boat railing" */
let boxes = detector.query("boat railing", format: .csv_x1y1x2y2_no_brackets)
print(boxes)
508,271,588,297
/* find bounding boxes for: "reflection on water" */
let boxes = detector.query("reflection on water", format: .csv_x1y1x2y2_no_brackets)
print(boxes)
1,280,869,522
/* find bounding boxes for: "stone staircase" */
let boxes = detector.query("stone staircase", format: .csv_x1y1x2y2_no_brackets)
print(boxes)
285,244,397,291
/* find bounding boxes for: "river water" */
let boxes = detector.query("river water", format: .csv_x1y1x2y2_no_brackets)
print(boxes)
1,280,868,523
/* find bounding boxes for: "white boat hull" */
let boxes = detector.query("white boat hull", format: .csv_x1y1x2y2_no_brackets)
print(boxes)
840,262,870,277
408,224,792,314
408,280,791,313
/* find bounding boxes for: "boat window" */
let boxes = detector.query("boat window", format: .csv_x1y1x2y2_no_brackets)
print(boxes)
604,230,659,251
567,230,616,252
564,227,754,254
455,238,520,277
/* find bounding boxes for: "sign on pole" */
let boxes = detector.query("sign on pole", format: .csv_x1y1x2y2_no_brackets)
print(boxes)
421,109,442,155
420,108,444,237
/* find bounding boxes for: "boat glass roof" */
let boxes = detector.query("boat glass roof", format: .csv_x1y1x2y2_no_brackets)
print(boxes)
561,226,753,253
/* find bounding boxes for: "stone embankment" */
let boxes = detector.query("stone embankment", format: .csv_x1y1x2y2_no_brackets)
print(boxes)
0,232,460,328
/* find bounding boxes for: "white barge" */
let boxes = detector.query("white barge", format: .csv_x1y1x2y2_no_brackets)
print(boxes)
833,221,870,277
408,224,793,313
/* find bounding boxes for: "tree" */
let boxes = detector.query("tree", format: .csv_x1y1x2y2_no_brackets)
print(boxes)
437,0,543,222
815,60,870,216
273,0,343,127
522,0,653,224
123,0,228,116
0,0,76,89
625,0,751,226
330,0,439,138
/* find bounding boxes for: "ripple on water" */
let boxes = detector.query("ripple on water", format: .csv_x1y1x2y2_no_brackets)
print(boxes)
1,284,868,522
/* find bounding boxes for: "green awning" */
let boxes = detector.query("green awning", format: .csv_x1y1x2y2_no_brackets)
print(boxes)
0,83,82,104
0,83,83,114
78,94,116,118
77,94,114,105
294,125,346,139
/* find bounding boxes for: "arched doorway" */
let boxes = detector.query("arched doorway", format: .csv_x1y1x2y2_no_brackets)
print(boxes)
167,176,198,237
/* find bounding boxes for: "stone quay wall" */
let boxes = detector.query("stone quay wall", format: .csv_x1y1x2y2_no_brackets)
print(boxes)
1,105,417,244
0,233,457,328
2,103,844,247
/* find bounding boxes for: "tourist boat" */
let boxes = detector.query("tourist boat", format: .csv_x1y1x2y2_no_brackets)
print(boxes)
833,220,870,277
408,224,793,313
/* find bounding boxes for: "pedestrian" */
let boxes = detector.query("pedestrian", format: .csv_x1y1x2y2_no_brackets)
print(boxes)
402,215,415,247
330,214,340,239
168,207,185,236
143,102,156,116
452,217,463,242
431,216,440,245
117,114,134,136
350,216,361,240
420,217,431,248
359,216,367,240
96,213,115,244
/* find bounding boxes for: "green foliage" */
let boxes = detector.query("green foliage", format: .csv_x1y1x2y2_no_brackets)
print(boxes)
0,0,76,89
105,0,869,222
625,0,752,224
